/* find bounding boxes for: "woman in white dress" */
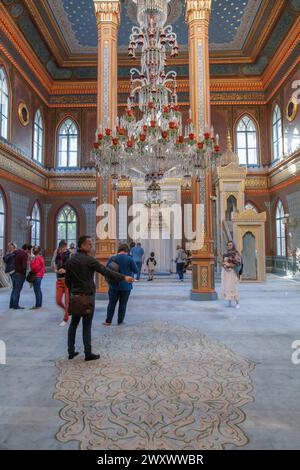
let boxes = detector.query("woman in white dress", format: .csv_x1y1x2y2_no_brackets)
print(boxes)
221,240,242,309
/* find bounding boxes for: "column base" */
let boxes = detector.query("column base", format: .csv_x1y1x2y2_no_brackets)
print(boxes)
95,292,109,301
190,290,218,301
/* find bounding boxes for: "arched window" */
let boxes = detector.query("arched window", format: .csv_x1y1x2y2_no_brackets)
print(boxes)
236,115,258,166
0,190,5,252
56,205,77,247
57,118,78,167
33,109,43,163
272,105,283,161
275,200,286,257
0,67,9,140
245,202,258,212
31,202,41,246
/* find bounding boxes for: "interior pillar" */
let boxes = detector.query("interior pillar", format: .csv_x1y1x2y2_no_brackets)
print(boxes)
185,0,217,300
93,0,120,299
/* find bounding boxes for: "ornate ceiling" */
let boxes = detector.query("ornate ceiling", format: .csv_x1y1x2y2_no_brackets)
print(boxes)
0,0,299,86
42,0,263,54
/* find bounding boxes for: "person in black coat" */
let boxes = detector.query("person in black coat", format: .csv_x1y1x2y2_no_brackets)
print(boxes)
65,235,134,361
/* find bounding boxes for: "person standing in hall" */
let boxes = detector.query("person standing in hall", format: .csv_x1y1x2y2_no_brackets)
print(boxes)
29,246,46,310
221,240,242,309
146,252,157,281
3,242,18,294
66,236,134,361
175,245,187,281
69,242,76,256
54,240,71,327
10,244,32,309
130,242,144,281
103,243,138,326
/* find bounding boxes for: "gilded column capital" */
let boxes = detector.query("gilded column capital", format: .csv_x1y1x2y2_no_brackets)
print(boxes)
185,0,212,23
93,0,120,26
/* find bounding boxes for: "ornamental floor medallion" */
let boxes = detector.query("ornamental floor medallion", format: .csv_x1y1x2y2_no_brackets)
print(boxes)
54,321,255,450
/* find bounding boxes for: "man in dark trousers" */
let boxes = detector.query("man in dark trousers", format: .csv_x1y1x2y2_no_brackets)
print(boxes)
10,244,31,309
103,243,138,326
65,235,134,362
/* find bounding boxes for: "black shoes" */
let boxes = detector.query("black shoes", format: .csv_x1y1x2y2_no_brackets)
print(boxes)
85,354,100,362
13,306,25,310
68,352,79,360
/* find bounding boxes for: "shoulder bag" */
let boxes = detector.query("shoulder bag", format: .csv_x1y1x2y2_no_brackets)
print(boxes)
68,269,95,317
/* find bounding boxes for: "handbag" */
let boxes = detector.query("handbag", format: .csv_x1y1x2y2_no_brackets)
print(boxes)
69,294,94,317
68,269,95,317
26,271,36,283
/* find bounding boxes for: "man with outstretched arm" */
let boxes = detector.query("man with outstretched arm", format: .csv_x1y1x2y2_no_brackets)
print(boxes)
65,235,134,361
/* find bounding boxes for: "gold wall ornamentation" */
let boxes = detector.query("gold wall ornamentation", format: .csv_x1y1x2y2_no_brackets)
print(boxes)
0,148,47,189
286,96,299,122
48,178,96,192
17,101,30,126
232,208,267,223
232,209,267,282
245,176,268,189
217,162,247,180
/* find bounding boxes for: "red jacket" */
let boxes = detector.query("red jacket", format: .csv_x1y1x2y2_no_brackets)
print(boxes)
30,255,45,278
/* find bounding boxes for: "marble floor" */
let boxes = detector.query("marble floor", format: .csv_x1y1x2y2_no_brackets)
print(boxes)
0,273,299,450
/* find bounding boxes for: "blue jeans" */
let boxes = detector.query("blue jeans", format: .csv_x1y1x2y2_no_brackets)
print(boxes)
10,273,25,308
176,262,185,280
135,261,142,280
106,288,131,324
33,277,43,307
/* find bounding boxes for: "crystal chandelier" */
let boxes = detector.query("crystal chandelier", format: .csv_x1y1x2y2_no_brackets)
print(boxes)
92,0,221,196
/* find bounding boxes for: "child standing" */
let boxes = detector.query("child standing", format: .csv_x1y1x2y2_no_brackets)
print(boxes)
146,252,157,281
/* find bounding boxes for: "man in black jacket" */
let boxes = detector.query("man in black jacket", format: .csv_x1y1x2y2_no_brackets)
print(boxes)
65,235,134,361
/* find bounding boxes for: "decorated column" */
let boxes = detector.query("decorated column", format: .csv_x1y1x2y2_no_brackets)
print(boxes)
185,0,217,300
93,0,120,298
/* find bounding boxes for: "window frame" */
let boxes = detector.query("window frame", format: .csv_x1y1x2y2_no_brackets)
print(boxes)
30,202,41,247
56,205,78,248
235,115,259,167
57,118,79,168
272,104,283,162
0,66,9,140
33,109,44,163
275,200,286,257
0,190,6,253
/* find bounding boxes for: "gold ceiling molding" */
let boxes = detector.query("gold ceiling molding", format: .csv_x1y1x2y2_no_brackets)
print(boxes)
51,82,98,95
210,78,264,92
242,0,285,64
263,15,300,99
